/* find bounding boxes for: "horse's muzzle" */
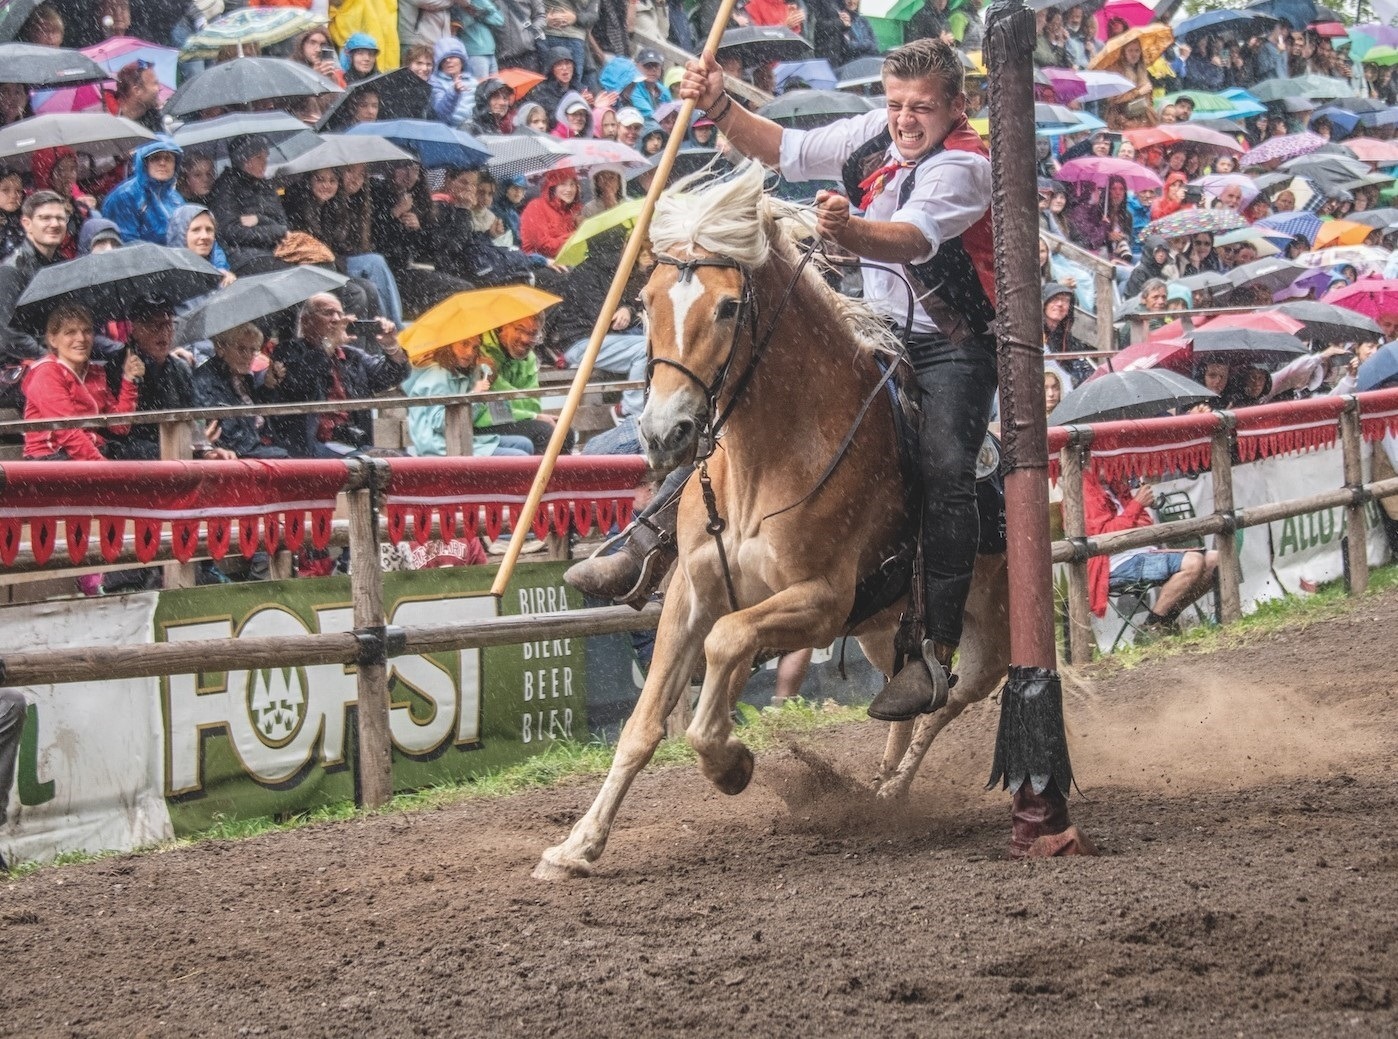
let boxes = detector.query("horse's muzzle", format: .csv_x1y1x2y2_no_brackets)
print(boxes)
638,391,706,471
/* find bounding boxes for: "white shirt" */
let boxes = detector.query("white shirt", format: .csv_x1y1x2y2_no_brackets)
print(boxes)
778,109,993,335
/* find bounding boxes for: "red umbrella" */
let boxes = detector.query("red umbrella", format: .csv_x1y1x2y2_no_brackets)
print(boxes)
1056,156,1163,192
1084,338,1193,382
1322,277,1398,321
1124,123,1246,154
1198,311,1306,335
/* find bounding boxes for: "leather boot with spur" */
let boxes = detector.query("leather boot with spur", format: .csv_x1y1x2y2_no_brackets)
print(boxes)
563,495,679,609
867,640,954,722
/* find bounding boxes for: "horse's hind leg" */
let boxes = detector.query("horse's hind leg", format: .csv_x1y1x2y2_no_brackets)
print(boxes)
688,582,842,795
534,571,709,880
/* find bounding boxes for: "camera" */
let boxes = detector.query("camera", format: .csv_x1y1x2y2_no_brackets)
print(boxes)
319,46,336,62
1182,186,1204,204
347,319,380,337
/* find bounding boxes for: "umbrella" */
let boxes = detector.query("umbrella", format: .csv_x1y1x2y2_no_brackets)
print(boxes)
1314,219,1379,249
774,59,838,92
555,199,644,267
14,244,223,332
1345,207,1398,229
1239,131,1328,168
1298,245,1391,276
1178,272,1234,301
1212,228,1281,257
81,37,179,90
1357,341,1398,391
1188,327,1309,366
1312,102,1398,134
315,67,431,131
1083,338,1195,381
715,26,813,65
549,137,648,173
1035,101,1085,128
1361,44,1398,66
760,89,875,123
1227,257,1307,293
1339,137,1398,164
172,110,311,158
1256,210,1324,244
626,147,729,186
0,44,105,86
1191,173,1259,206
1159,90,1247,114
835,56,884,89
180,7,326,62
0,112,153,169
1275,300,1384,341
1123,123,1244,153
1249,75,1354,101
175,266,350,345
399,286,563,361
166,58,340,119
1143,207,1247,239
1088,24,1174,71
354,119,492,170
1038,68,1135,104
1192,118,1250,135
0,0,42,42
1050,369,1216,425
495,67,544,102
1057,156,1162,192
269,134,413,177
1282,152,1371,180
1175,9,1269,40
477,131,569,179
1200,311,1306,338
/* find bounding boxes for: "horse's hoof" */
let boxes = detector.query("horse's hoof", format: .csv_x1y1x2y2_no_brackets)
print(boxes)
532,847,593,881
712,745,754,795
875,777,910,801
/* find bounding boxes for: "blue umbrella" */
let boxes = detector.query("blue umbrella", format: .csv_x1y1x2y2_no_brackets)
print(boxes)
1176,9,1266,39
1357,341,1398,391
774,59,837,92
1256,211,1324,244
345,119,490,169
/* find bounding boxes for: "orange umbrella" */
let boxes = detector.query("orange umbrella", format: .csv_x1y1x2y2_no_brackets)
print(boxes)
1313,219,1377,249
1089,23,1174,71
496,67,544,102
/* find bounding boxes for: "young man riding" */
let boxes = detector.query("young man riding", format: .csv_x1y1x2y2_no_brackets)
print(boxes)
566,38,997,724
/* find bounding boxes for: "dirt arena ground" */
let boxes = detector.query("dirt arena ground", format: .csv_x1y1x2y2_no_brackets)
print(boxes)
3,590,1398,1038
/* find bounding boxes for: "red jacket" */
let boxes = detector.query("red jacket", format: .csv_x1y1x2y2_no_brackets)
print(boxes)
1081,472,1154,616
22,357,137,461
520,170,581,259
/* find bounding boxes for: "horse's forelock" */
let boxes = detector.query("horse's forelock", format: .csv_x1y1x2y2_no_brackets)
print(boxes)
650,160,771,268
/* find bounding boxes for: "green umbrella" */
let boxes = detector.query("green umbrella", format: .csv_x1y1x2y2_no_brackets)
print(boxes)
1250,75,1356,102
1361,44,1398,66
1158,91,1238,112
180,7,325,61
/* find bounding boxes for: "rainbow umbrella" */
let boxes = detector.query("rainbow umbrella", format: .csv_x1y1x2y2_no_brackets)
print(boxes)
180,7,325,61
400,286,563,362
1143,207,1247,239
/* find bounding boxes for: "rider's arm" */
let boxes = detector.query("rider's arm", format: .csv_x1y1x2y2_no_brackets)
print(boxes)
679,52,783,167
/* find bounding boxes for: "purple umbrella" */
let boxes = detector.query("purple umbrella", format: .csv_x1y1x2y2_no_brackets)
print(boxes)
1057,156,1163,192
1038,67,1136,104
1239,131,1328,168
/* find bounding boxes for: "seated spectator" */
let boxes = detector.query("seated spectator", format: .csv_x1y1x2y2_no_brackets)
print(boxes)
616,108,644,149
1125,235,1177,297
839,0,881,63
686,118,717,150
176,153,217,208
209,135,290,272
593,105,619,140
192,323,289,459
1084,470,1219,635
1044,365,1066,418
0,82,29,129
167,203,232,282
435,166,541,287
478,314,570,453
514,102,549,133
371,160,464,318
18,3,62,46
112,60,164,135
78,216,121,255
469,78,515,135
552,92,592,138
30,147,96,260
0,168,23,263
430,38,478,127
526,48,580,117
332,163,405,327
1043,282,1093,387
403,334,536,457
21,302,140,461
623,49,672,120
0,191,69,370
494,175,529,243
341,33,382,84
1151,173,1189,221
267,293,409,457
582,167,625,218
404,44,435,82
102,140,185,246
520,169,581,259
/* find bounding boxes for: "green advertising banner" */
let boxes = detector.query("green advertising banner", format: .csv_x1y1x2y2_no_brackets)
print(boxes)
153,563,587,835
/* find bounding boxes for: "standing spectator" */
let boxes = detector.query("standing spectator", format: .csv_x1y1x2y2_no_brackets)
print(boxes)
1033,9,1070,68
0,687,25,871
18,4,63,46
102,140,185,246
1064,4,1098,67
21,302,141,461
541,0,598,86
459,0,505,80
399,0,457,55
469,78,516,135
1101,36,1157,130
947,0,983,50
113,60,165,135
341,33,383,83
209,135,290,271
0,192,68,368
292,27,348,88
520,168,581,259
430,38,478,126
837,0,880,64
97,0,133,40
1043,282,1093,386
404,43,436,80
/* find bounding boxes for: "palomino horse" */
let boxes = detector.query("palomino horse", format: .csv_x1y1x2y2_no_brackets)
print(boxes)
534,162,1009,880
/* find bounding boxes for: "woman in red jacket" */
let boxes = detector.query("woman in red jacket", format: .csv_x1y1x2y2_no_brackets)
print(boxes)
22,302,143,460
520,168,582,260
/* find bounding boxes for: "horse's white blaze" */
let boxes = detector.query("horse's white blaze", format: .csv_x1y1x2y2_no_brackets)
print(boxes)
667,274,705,358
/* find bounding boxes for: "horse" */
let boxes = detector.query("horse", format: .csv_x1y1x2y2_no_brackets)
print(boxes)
533,162,1010,880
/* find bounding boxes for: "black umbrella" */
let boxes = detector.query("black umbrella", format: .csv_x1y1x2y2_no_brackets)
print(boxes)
478,130,568,179
835,56,883,89
0,0,42,42
0,43,106,86
1188,327,1308,366
14,244,223,332
269,133,413,177
165,58,341,119
1178,271,1233,299
1275,300,1383,342
315,67,431,131
1049,369,1217,425
171,110,313,160
759,89,875,124
625,147,730,187
1226,256,1306,293
715,26,812,64
0,113,154,170
1345,208,1398,229
176,266,350,345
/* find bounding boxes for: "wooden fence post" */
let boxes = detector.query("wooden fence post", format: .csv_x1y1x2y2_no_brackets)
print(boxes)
1059,433,1094,665
1341,399,1369,597
443,401,474,457
346,459,394,809
1210,415,1242,624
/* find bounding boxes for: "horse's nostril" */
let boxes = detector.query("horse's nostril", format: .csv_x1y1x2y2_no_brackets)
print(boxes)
667,419,695,449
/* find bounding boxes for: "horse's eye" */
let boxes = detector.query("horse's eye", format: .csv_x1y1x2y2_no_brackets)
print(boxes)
716,297,740,321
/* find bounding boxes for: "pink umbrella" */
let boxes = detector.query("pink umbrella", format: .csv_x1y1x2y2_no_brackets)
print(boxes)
1038,68,1136,104
1322,277,1398,321
1238,131,1327,168
1341,136,1398,164
32,82,172,115
1083,338,1193,382
548,137,649,172
1198,311,1306,336
81,38,179,90
1057,156,1163,192
1097,0,1156,40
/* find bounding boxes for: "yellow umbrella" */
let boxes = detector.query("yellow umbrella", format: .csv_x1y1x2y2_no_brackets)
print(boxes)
398,285,563,362
555,199,645,268
1089,24,1174,72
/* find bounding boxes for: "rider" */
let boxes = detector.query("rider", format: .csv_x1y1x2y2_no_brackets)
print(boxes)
565,38,996,724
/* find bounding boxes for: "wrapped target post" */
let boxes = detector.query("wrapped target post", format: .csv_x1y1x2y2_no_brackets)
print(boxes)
982,0,1095,857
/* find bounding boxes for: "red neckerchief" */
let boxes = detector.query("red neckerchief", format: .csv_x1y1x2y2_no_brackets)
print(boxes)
316,348,351,443
858,158,916,211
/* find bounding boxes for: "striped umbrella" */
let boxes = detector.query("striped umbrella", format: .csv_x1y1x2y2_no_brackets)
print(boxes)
180,8,325,61
1239,132,1328,168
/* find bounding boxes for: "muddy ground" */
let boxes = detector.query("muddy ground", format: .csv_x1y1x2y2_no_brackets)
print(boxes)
3,590,1397,1038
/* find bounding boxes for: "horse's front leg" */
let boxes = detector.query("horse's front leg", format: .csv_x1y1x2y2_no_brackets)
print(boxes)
688,581,843,795
534,570,710,880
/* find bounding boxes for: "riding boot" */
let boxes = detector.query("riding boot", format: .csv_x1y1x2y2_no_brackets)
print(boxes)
563,494,680,610
867,640,954,722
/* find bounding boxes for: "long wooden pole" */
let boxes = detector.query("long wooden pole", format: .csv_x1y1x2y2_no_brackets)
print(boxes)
490,0,743,599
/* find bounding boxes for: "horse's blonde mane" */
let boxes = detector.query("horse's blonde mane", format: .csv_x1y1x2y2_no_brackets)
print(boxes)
650,160,900,355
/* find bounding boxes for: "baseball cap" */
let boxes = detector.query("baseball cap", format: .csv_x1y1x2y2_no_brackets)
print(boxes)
636,48,663,67
617,107,644,126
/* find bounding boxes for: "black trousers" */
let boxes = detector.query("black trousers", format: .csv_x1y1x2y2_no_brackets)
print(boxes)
0,688,25,828
906,330,998,648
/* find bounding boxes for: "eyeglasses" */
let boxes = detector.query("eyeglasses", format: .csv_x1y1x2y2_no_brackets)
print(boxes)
1193,237,1212,246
